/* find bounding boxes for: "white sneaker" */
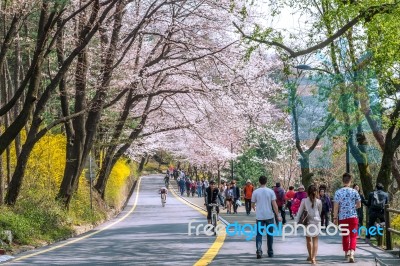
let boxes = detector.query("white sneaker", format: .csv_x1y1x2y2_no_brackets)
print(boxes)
349,250,355,263
345,251,349,259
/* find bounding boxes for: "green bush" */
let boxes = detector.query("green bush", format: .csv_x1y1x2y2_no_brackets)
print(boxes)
0,196,74,245
0,207,38,245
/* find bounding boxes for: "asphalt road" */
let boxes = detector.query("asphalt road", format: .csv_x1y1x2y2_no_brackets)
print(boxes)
173,183,400,266
2,175,399,266
3,175,215,265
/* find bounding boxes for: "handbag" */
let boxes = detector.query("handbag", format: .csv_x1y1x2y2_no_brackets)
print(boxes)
298,209,309,226
235,199,242,207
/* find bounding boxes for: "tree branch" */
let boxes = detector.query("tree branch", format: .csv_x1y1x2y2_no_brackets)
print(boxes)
138,124,192,139
306,115,334,154
233,2,399,58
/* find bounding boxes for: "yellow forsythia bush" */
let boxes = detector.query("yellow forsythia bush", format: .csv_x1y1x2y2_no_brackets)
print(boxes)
23,134,67,196
105,159,131,210
392,215,400,229
1,131,136,243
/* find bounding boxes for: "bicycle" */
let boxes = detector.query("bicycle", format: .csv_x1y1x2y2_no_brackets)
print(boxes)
209,203,219,235
161,192,167,207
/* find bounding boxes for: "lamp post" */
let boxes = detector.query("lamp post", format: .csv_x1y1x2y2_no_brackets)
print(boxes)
294,64,350,173
231,141,234,181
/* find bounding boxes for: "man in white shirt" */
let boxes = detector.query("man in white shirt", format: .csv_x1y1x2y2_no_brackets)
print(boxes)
252,175,282,259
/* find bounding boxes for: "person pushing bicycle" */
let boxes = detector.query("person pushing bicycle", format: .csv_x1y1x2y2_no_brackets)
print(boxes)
204,180,222,224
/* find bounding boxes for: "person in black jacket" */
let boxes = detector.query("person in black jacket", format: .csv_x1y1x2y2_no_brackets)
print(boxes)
231,180,241,214
204,180,220,224
352,184,367,227
365,183,389,243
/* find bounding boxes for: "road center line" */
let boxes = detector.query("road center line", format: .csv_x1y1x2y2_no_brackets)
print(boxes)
170,184,226,266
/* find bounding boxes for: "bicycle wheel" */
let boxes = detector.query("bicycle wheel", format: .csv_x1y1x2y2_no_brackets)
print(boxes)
212,213,217,235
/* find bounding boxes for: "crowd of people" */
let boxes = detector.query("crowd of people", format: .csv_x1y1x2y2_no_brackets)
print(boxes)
252,173,389,264
165,167,389,264
167,168,245,214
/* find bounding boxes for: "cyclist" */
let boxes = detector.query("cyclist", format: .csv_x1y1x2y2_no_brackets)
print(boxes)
159,186,168,204
204,180,221,224
164,174,170,188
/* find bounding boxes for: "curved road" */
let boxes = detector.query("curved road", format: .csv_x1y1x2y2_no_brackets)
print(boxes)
3,175,217,265
3,175,399,265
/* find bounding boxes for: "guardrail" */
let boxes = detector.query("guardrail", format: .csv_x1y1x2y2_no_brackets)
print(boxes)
384,204,400,253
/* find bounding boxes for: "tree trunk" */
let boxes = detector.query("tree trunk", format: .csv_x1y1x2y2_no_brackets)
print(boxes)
57,131,86,207
57,1,90,206
94,95,153,198
347,131,374,195
58,0,124,207
0,132,3,204
13,32,22,158
145,155,150,166
194,166,198,181
5,125,40,205
94,146,117,199
57,45,89,207
376,144,395,191
138,155,147,173
299,154,313,188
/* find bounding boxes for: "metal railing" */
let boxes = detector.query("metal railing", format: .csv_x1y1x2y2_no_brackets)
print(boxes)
384,204,400,252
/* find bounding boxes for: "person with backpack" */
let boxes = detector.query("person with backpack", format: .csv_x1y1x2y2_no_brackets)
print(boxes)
244,179,254,215
273,182,286,224
178,177,185,196
365,183,389,244
333,173,361,263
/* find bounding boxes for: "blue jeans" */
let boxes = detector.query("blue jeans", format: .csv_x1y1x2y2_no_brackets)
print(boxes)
197,187,202,197
256,219,274,256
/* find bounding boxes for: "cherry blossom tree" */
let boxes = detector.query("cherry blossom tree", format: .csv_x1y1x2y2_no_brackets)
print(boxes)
125,47,286,184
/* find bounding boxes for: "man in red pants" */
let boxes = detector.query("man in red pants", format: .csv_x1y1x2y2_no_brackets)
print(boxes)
333,173,361,263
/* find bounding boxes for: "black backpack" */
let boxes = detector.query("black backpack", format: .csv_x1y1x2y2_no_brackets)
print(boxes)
371,191,385,210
